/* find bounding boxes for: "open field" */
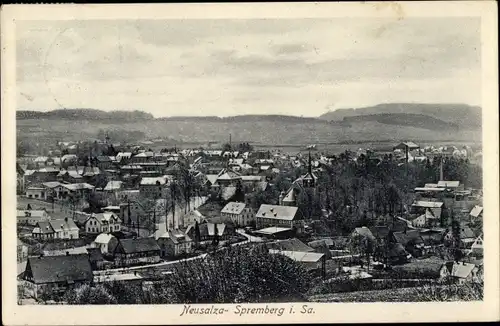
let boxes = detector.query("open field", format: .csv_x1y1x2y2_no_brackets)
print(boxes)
17,118,482,155
307,285,480,302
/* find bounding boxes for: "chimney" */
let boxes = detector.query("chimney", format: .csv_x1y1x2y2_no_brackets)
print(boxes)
279,192,284,206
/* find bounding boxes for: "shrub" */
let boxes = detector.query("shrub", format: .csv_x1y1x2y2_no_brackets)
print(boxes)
63,283,117,304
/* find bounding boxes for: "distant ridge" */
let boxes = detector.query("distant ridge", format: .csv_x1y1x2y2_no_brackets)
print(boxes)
16,109,154,121
16,103,481,145
319,103,481,129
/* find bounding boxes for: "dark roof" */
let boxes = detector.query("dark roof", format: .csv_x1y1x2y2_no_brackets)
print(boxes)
96,156,112,162
393,230,423,246
388,243,407,258
460,226,475,239
369,226,391,239
117,238,160,254
266,238,314,252
87,248,104,262
25,254,93,284
393,257,446,276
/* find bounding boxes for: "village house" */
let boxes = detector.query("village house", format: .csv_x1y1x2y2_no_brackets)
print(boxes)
469,205,483,222
470,234,483,256
412,209,441,228
32,218,80,240
255,204,305,233
60,183,95,200
95,156,114,170
87,247,107,270
445,261,481,284
215,169,242,187
411,201,445,224
392,230,425,257
182,210,206,226
221,202,254,227
156,229,194,258
350,226,377,243
84,212,122,234
17,209,51,225
113,238,161,267
41,181,66,200
185,220,235,242
17,239,28,263
57,168,84,184
102,180,124,203
267,238,315,252
92,233,119,255
25,186,46,199
444,226,476,248
437,180,464,191
116,152,133,164
269,249,325,272
139,176,169,199
24,167,60,185
81,166,102,184
21,254,93,299
392,257,450,280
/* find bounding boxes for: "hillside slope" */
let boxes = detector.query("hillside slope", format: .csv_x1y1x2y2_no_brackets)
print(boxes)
320,103,481,129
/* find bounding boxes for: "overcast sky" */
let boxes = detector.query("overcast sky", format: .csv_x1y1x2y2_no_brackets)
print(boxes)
17,18,481,117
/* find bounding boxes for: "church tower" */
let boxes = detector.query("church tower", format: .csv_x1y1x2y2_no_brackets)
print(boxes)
302,150,317,188
105,131,110,145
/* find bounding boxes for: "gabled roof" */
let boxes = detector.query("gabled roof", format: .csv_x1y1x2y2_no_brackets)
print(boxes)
217,169,242,181
267,238,314,252
34,156,49,163
393,230,423,246
32,221,55,234
103,180,123,191
164,230,193,244
394,142,420,150
91,212,120,224
412,201,444,208
140,176,167,186
61,154,78,162
270,250,324,263
256,204,300,221
459,226,475,239
62,183,95,191
282,188,297,203
116,238,160,254
221,202,247,215
25,254,93,284
37,167,60,173
96,156,112,162
437,180,461,188
205,174,219,185
94,233,115,244
470,205,483,218
240,175,264,182
42,181,62,188
369,226,391,239
308,238,334,248
221,186,237,201
87,247,104,262
49,218,79,232
450,262,476,278
17,210,48,218
352,227,376,241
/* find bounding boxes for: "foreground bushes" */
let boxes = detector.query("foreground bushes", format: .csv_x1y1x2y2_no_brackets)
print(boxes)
64,245,312,304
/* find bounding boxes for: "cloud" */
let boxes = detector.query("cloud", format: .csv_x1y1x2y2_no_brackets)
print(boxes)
16,18,481,117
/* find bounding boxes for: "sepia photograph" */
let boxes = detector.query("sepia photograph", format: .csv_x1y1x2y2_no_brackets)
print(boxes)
2,2,499,325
